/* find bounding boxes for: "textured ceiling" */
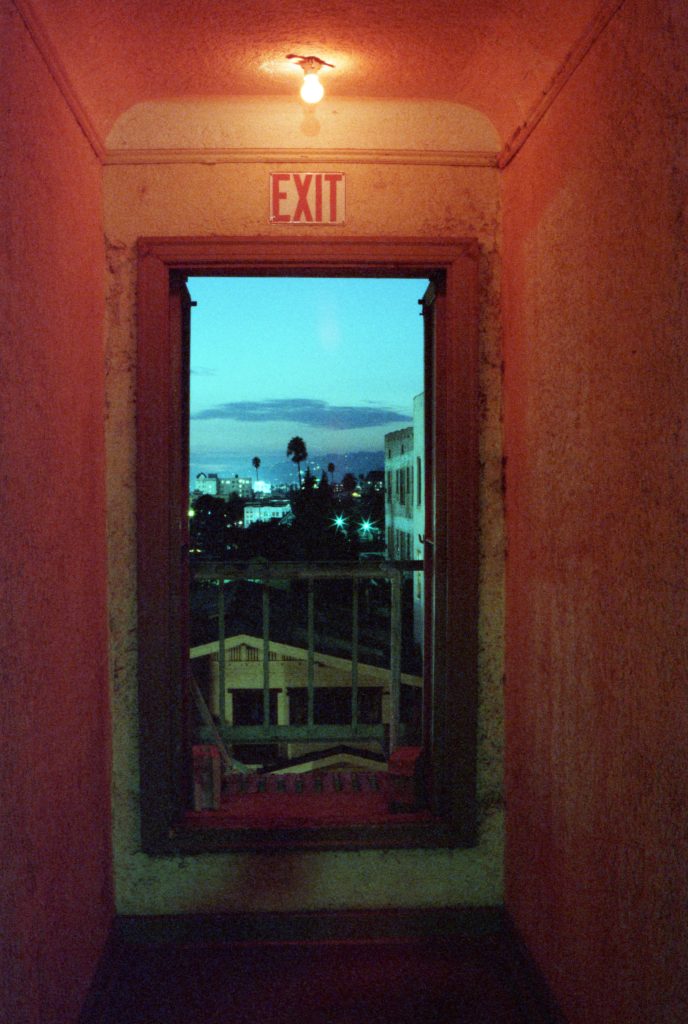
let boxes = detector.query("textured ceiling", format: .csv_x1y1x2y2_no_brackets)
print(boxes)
26,0,604,143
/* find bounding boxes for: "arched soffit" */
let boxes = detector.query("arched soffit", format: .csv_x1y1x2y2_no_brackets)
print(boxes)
106,98,501,157
25,0,608,149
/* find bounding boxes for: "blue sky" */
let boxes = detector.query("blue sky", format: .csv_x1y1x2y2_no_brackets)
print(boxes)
188,276,426,481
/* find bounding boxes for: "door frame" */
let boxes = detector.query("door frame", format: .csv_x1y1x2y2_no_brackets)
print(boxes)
136,236,480,852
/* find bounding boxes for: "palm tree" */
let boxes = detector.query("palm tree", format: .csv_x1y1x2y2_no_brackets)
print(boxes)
286,436,308,488
251,455,261,485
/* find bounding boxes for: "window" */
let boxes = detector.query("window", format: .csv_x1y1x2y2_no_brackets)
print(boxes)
289,687,382,726
136,237,480,853
232,690,279,766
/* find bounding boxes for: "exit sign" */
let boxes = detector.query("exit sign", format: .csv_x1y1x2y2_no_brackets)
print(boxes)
269,172,345,225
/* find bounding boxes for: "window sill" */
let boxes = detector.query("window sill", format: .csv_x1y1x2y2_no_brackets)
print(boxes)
140,763,475,854
159,815,467,854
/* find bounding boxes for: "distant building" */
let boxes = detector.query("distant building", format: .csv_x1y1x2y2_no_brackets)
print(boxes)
359,469,385,495
194,472,253,499
252,480,272,496
194,472,219,496
243,500,292,526
219,475,252,499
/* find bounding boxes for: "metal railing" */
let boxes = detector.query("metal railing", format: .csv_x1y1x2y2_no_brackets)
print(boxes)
191,559,422,756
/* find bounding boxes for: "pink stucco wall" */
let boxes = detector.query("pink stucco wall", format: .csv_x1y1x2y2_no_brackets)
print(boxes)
1,4,112,1022
502,3,687,1022
104,159,505,913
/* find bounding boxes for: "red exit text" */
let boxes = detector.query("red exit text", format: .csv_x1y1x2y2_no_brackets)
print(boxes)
269,172,346,225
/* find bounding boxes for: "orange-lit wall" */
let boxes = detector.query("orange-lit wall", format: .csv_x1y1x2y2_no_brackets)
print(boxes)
502,3,687,1022
103,157,505,913
1,4,112,1022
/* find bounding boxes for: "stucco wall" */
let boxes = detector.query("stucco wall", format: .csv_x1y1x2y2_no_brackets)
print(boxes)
1,4,111,1022
502,3,688,1021
103,156,505,913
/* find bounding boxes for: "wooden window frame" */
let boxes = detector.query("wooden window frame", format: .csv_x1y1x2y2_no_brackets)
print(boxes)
136,237,480,854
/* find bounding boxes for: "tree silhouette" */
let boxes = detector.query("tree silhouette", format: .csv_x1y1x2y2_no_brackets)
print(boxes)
286,436,308,487
251,455,261,484
189,494,230,560
291,466,354,562
327,461,335,483
341,471,357,495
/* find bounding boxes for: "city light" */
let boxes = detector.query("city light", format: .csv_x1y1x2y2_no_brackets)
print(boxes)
332,513,348,532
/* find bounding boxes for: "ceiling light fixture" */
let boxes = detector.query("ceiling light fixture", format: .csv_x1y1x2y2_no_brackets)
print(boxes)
286,54,334,105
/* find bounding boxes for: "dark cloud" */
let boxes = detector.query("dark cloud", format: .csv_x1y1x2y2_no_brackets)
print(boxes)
191,398,412,430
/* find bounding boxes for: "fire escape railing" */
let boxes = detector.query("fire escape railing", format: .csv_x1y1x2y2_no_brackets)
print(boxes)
191,560,422,756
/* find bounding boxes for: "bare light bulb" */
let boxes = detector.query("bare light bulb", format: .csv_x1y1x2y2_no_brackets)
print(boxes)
287,53,332,104
300,71,324,104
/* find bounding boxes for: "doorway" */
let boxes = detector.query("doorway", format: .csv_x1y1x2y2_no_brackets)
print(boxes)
186,275,427,822
136,237,480,852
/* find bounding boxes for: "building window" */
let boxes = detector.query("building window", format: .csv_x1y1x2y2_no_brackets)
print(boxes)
289,688,382,726
136,238,480,853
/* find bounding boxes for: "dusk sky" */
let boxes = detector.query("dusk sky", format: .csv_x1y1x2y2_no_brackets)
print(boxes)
188,276,426,482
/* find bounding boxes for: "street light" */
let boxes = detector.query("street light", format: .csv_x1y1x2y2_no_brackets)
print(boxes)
359,518,375,537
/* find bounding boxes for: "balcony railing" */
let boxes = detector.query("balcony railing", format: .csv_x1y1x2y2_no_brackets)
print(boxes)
190,559,423,761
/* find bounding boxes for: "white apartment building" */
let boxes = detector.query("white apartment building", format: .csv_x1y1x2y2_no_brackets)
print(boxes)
384,425,414,561
243,500,292,526
384,393,425,646
194,472,219,496
412,392,425,646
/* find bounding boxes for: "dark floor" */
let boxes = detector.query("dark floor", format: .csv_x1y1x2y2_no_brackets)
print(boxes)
81,914,563,1024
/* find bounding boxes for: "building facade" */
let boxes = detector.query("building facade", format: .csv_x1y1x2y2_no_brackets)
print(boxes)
219,475,252,499
243,500,293,526
190,633,422,766
384,396,425,645
412,393,425,645
194,472,219,496
384,425,414,560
